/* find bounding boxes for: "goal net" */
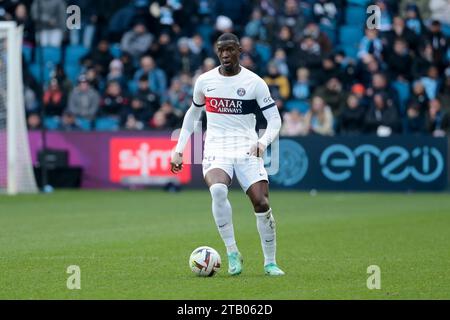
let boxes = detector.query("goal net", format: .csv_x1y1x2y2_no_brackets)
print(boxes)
0,22,38,195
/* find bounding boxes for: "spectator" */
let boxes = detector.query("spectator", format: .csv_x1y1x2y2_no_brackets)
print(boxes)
292,68,312,101
244,8,268,42
24,85,39,116
98,81,129,118
312,0,338,41
338,94,366,135
52,64,73,97
106,59,128,91
81,39,114,78
438,69,450,112
366,72,399,112
426,99,450,136
121,97,152,130
173,37,202,75
412,43,435,79
295,36,322,75
364,93,401,136
60,111,83,131
133,55,167,96
304,96,334,136
420,65,441,100
303,22,333,54
14,3,35,47
67,75,101,122
264,62,290,100
315,54,342,85
277,0,305,36
27,113,41,130
386,38,413,80
314,77,346,116
149,103,178,129
375,0,393,32
119,52,136,81
280,110,308,136
358,28,383,60
31,0,66,47
43,78,67,117
164,76,192,117
409,81,429,114
272,48,289,77
382,16,418,54
274,26,296,64
214,0,252,32
240,36,263,73
148,31,177,79
425,20,448,70
135,75,160,115
120,21,154,60
404,101,426,134
404,3,426,37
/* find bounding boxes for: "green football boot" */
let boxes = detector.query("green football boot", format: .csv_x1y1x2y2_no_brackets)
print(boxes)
227,252,243,275
264,263,285,276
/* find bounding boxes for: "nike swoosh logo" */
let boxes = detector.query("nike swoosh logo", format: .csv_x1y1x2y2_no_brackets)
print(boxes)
265,239,274,243
207,88,216,92
218,223,228,228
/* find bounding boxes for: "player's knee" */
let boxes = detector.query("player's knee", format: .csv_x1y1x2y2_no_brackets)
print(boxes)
253,197,270,213
209,183,228,203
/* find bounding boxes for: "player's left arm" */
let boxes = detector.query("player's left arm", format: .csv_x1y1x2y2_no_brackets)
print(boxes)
250,79,282,157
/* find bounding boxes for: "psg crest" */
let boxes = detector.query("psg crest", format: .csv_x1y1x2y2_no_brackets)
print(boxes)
237,88,246,96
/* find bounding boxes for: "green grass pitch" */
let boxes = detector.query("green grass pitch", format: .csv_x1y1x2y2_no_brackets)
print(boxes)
0,190,449,299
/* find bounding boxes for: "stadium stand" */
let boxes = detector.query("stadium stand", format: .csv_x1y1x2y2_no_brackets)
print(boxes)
0,0,447,137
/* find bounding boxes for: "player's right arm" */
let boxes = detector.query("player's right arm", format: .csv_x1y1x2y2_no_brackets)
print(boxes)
171,77,205,173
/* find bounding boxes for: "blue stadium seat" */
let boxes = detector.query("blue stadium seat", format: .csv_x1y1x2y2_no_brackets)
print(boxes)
392,80,411,115
94,117,120,131
255,43,272,64
29,63,52,83
339,25,364,46
347,0,371,6
65,64,82,83
285,99,310,114
196,24,214,51
75,117,92,131
336,44,359,60
127,80,137,94
44,116,61,130
109,43,122,58
320,24,337,45
36,47,62,64
345,5,367,26
65,45,89,64
22,46,33,63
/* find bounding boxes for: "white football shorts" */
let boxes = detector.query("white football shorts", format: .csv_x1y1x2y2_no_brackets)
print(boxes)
202,155,269,193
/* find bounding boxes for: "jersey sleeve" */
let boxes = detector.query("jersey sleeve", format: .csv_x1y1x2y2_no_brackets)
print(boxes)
192,76,205,107
255,78,276,112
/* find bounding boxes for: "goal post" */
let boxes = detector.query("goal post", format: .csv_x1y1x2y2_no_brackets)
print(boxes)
0,21,38,195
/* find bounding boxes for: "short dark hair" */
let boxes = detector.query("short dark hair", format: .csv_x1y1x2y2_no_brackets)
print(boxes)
217,33,240,45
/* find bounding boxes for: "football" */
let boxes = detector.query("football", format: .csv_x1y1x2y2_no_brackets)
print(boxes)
189,246,221,277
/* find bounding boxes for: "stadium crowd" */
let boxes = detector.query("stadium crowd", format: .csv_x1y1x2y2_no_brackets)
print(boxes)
1,0,449,136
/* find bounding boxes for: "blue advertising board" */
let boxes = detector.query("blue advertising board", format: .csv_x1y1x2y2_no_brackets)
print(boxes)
266,136,448,191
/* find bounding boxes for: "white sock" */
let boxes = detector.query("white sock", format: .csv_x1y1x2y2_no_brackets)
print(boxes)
255,208,276,266
209,183,238,254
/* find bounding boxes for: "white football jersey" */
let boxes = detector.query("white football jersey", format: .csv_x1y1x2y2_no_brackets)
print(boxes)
192,66,276,158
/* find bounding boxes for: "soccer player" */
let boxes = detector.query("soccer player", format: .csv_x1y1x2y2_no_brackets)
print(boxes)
171,33,284,276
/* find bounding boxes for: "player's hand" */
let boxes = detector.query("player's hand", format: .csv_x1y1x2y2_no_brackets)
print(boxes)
170,151,183,173
248,142,266,157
